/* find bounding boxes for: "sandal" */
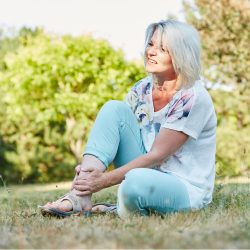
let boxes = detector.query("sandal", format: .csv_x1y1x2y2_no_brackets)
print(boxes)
92,203,117,214
39,193,92,218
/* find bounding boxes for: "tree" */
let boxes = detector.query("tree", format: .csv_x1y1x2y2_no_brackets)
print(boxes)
184,0,250,174
0,26,40,71
0,30,146,183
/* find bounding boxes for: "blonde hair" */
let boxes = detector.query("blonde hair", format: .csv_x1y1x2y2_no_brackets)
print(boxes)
144,19,201,89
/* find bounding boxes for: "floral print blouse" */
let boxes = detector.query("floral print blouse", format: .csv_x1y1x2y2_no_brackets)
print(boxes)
124,77,217,209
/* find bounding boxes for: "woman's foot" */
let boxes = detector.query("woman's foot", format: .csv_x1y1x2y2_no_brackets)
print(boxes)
44,155,107,213
45,189,92,212
91,205,107,213
92,205,117,214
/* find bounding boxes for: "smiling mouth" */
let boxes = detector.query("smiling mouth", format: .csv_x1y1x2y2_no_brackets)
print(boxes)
148,58,157,64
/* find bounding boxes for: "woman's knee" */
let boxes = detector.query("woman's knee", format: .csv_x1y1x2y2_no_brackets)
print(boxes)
94,100,125,124
118,169,147,206
101,100,127,113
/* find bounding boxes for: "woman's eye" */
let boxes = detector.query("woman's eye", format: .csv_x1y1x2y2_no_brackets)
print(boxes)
161,47,166,52
148,42,153,46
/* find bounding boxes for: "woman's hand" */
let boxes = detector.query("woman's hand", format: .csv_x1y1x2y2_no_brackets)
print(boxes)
74,166,107,196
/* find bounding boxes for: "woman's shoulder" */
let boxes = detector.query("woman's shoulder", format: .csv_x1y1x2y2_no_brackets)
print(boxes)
176,81,214,106
193,81,215,107
124,77,153,111
133,77,152,89
165,81,215,123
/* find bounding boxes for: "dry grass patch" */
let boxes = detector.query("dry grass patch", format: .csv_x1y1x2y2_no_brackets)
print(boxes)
0,183,250,248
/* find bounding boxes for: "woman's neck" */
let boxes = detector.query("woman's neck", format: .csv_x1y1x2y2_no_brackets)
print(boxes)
156,80,178,94
152,78,179,112
155,74,178,93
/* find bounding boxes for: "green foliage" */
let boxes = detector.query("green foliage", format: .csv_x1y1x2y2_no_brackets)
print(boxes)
184,0,250,85
0,29,146,183
0,26,40,71
2,2,250,182
210,87,250,174
0,27,19,71
184,0,250,174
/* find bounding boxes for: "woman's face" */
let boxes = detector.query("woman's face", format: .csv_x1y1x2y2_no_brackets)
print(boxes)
145,31,176,80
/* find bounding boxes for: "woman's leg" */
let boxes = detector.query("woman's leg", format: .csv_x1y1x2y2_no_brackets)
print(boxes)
83,100,147,169
47,100,146,211
117,168,190,217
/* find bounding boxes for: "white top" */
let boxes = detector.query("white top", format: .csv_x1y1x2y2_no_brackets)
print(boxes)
124,77,217,208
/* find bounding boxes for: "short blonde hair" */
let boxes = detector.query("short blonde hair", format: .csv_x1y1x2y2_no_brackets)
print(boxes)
144,19,201,89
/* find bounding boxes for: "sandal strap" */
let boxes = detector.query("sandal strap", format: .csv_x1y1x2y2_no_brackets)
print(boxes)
56,192,70,202
53,192,71,203
104,206,117,214
60,194,82,212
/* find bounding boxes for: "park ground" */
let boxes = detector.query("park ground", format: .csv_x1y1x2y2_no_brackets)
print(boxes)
0,178,250,249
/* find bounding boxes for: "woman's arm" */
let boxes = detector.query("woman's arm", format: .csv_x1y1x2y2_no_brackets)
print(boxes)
74,128,188,196
104,128,189,188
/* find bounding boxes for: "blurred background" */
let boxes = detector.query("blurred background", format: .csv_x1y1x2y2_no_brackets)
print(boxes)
0,0,249,184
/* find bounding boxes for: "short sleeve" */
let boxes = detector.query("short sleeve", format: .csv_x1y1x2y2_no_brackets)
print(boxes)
162,86,209,140
124,78,146,113
123,86,138,113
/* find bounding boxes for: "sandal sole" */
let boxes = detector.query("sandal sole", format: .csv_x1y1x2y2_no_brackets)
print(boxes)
40,206,92,218
92,203,117,214
92,203,116,208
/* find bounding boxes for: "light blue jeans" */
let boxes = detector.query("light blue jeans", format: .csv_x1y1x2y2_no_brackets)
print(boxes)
83,101,190,216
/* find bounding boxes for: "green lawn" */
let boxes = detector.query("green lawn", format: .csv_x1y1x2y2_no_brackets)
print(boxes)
0,182,250,249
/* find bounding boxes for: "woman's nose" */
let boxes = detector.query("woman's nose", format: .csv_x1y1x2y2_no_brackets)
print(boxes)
148,47,157,56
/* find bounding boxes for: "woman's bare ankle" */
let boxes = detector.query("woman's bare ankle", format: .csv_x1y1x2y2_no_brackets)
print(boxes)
70,188,92,211
80,195,92,211
68,155,106,211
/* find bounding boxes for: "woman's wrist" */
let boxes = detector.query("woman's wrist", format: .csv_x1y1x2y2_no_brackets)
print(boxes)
102,172,109,188
103,169,124,188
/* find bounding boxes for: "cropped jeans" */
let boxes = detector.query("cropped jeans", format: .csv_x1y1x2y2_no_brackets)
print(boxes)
83,100,190,217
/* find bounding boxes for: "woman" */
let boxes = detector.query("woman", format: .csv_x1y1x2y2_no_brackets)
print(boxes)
41,19,217,218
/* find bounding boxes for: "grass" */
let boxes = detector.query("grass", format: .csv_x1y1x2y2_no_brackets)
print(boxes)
0,181,250,249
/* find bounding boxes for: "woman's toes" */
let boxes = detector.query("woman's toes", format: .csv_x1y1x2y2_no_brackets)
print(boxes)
43,202,52,207
45,200,73,212
45,202,56,208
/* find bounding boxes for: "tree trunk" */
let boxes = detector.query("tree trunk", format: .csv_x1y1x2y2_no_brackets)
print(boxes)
65,117,86,165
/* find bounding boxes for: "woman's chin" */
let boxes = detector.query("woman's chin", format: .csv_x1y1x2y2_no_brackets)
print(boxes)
145,67,156,74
